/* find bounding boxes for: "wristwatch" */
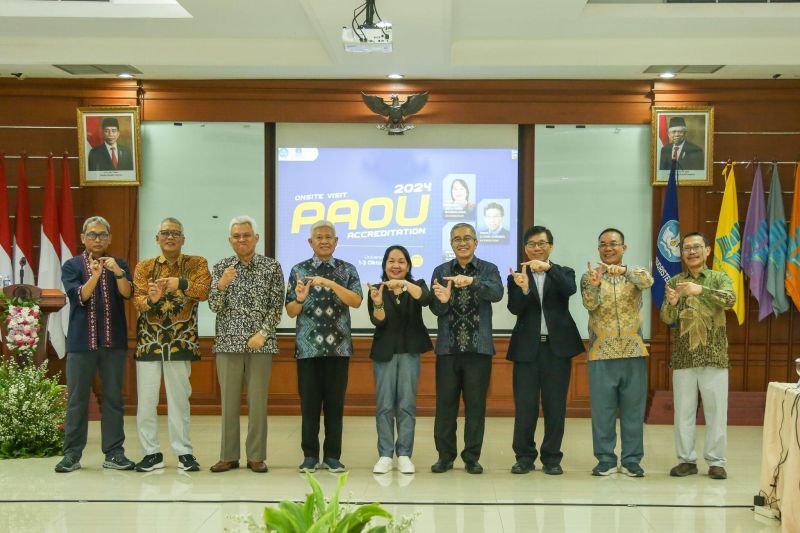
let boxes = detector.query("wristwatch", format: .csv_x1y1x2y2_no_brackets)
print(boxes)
402,280,408,292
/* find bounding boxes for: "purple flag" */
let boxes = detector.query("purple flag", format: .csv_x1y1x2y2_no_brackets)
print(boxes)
741,164,772,320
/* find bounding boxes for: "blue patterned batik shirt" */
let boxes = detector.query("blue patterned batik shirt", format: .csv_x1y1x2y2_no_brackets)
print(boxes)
285,256,363,359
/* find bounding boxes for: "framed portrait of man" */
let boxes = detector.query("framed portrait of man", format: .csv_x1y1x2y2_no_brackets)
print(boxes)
651,106,714,186
77,106,142,186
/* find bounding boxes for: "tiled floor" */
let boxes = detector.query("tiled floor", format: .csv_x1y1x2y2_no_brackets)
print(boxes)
0,416,779,532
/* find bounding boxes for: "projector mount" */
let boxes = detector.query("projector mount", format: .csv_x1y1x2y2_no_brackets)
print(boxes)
343,0,392,53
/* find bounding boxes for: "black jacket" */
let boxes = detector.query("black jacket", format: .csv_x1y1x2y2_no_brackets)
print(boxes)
506,263,585,361
368,279,434,361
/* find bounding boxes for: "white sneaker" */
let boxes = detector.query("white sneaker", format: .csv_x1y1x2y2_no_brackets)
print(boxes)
373,456,393,474
397,455,415,474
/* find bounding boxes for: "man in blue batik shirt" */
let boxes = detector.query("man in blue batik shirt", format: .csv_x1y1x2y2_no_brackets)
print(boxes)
285,220,363,474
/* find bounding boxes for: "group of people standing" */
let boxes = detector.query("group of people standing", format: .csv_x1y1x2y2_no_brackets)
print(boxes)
54,215,734,483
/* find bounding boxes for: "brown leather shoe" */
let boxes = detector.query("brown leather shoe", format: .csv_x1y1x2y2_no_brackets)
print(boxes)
247,460,268,473
708,466,727,480
209,460,239,473
669,463,698,477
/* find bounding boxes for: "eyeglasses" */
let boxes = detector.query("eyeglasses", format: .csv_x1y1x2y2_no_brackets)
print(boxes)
158,230,183,238
598,242,623,249
85,232,110,241
682,244,706,253
525,241,551,249
231,233,254,241
451,236,476,244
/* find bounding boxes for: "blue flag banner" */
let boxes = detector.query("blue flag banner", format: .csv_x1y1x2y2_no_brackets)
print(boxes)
653,160,682,310
766,163,790,315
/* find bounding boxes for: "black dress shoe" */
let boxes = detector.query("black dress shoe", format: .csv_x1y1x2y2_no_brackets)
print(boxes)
465,462,484,474
430,460,454,473
511,461,534,474
542,464,563,475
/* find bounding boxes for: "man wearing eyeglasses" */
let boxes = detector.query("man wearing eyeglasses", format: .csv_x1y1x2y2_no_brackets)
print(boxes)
131,218,211,473
56,216,134,473
429,223,503,474
285,220,363,474
208,215,285,474
581,228,653,478
507,226,584,476
661,232,735,481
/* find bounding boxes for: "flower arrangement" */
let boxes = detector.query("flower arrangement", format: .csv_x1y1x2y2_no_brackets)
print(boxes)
3,301,42,358
0,354,66,458
0,293,66,459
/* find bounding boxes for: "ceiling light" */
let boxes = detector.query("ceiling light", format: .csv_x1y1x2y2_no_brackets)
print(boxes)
117,72,135,79
387,73,403,79
659,72,676,79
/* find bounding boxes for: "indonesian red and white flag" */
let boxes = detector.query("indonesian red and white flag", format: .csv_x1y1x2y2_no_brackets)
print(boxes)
13,155,35,285
0,156,12,282
59,154,78,340
37,155,65,357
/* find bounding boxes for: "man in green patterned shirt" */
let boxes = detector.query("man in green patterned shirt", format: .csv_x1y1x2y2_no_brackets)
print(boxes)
661,231,735,481
581,228,653,478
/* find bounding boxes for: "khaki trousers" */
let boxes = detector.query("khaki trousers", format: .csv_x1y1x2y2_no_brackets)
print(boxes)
215,353,273,462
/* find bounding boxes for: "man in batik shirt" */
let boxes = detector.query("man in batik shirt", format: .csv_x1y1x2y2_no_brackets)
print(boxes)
286,220,362,474
132,217,211,473
661,231,735,481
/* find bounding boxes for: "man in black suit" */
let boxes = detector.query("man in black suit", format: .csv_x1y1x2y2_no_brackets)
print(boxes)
88,117,134,171
658,116,704,171
506,225,584,475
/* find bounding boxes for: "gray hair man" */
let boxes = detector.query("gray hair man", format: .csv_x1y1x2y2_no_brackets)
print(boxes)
132,217,211,473
429,223,503,475
285,220,363,474
208,215,285,473
56,215,134,473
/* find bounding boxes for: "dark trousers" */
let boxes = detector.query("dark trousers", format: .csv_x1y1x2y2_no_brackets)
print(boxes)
434,352,492,464
297,356,349,460
63,349,127,459
512,342,572,466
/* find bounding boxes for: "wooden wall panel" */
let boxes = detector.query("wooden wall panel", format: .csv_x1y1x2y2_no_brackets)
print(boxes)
4,77,800,426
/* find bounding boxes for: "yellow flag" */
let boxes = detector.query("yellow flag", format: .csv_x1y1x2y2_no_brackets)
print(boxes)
713,164,745,324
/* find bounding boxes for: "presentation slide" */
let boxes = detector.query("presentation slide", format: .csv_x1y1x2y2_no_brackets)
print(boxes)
276,146,518,330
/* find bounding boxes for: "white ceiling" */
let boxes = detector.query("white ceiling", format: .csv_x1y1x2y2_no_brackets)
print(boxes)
0,0,799,80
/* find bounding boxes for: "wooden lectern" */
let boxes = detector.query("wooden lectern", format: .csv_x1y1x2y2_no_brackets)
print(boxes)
1,284,67,365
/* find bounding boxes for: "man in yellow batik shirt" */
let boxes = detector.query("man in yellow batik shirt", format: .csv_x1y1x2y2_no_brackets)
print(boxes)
581,228,653,478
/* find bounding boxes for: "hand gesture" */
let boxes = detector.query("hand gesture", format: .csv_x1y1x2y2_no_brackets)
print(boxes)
509,264,529,291
432,278,453,303
306,276,333,290
367,282,385,305
676,281,702,297
602,262,627,277
101,257,123,277
521,259,550,273
89,258,103,278
218,266,237,290
384,279,406,291
294,274,311,303
586,262,603,287
443,274,473,288
247,332,266,350
665,284,680,305
147,281,165,304
155,277,180,292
